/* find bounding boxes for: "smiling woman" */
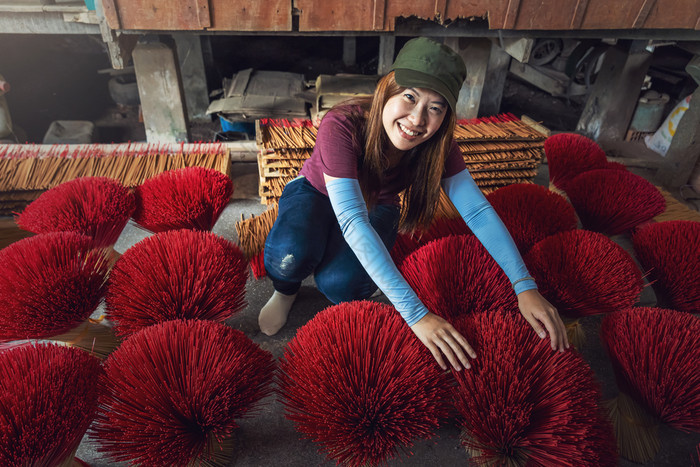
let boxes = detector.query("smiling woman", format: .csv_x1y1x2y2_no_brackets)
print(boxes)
258,37,569,372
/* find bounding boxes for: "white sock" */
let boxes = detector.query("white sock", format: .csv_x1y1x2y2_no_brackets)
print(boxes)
258,291,298,336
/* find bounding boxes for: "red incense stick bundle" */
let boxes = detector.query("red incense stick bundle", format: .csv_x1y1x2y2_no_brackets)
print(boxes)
566,169,665,236
486,183,578,253
544,133,608,191
0,343,102,466
454,309,617,466
278,301,451,467
601,307,700,463
632,220,700,313
106,229,248,338
91,319,275,466
15,176,135,247
399,235,517,322
133,166,233,232
0,232,110,341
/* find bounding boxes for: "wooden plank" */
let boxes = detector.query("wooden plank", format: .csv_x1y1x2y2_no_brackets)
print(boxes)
100,0,120,29
502,0,520,29
106,0,209,30
632,0,656,28
570,0,590,29
373,0,386,30
209,0,291,31
298,0,373,31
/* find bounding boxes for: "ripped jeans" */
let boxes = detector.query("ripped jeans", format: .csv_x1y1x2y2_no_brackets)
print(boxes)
264,177,400,303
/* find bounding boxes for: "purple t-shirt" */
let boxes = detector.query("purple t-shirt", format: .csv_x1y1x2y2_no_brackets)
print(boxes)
299,106,466,205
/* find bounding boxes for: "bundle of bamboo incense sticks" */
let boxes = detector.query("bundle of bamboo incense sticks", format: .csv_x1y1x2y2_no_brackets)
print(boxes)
256,119,318,150
0,143,232,215
256,120,317,205
235,204,279,260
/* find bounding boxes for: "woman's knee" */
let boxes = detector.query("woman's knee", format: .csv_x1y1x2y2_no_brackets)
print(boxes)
264,247,318,283
315,269,375,304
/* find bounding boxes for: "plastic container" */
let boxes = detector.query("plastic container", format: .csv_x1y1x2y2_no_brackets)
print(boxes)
219,115,255,135
630,91,669,132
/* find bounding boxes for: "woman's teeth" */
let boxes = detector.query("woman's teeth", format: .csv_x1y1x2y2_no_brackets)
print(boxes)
399,123,419,136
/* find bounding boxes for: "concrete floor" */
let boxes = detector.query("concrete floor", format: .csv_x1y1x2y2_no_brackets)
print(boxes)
72,161,700,466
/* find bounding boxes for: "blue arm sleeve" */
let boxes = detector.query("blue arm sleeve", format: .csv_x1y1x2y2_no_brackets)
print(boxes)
442,169,537,295
325,177,429,326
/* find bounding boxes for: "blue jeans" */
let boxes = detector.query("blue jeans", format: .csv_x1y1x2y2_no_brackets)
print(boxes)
264,177,400,303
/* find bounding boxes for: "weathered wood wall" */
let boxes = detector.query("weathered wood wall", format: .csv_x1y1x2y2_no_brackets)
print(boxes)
101,0,700,31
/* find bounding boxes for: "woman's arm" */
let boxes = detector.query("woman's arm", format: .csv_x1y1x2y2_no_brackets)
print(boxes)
324,174,476,371
442,169,569,351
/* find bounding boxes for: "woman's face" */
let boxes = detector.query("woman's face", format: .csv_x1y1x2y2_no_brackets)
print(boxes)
382,87,448,153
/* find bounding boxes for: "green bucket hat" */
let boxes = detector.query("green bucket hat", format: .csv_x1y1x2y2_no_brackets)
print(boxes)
391,37,467,112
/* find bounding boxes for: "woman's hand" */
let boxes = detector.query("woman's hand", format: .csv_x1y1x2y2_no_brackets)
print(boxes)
410,312,476,371
517,289,569,352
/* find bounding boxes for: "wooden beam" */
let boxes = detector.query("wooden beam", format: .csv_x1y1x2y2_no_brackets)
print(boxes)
373,0,386,31
570,0,590,29
502,0,520,29
632,0,656,29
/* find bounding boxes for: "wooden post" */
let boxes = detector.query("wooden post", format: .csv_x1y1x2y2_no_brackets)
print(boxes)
173,33,209,120
378,35,395,76
445,37,492,119
133,37,190,143
657,84,700,188
479,40,512,116
576,40,652,143
343,36,357,68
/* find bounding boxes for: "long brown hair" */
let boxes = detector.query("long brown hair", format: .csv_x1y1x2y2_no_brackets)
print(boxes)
337,71,456,232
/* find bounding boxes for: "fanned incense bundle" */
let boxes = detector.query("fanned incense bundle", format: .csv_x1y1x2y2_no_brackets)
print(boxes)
525,230,644,347
390,216,471,266
106,229,248,338
454,309,617,466
15,176,135,247
399,235,517,322
632,221,700,313
235,204,279,279
277,301,451,467
0,232,111,344
133,166,233,232
543,133,608,191
0,343,103,466
566,169,666,236
601,307,700,463
486,183,577,254
91,319,275,467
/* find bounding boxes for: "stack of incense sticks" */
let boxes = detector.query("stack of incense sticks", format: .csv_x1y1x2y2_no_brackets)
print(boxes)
0,143,231,215
256,119,316,205
454,114,545,194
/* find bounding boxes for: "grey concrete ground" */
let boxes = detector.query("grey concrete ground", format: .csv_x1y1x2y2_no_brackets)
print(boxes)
76,161,700,466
